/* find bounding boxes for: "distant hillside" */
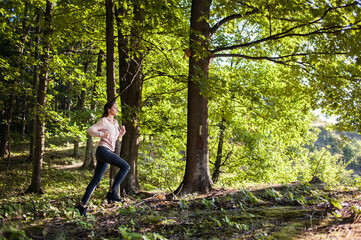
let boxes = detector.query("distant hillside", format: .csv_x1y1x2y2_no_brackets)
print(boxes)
312,119,361,143
312,119,361,175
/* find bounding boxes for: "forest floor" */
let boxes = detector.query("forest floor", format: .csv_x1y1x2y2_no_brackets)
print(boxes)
1,141,361,239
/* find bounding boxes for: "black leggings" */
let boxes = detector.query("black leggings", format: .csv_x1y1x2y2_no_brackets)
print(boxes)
81,146,130,204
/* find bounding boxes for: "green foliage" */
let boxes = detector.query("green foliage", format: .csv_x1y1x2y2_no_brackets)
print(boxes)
308,147,350,184
329,198,342,210
201,198,216,209
239,189,261,204
350,204,361,223
178,199,189,210
262,188,282,202
119,226,167,240
2,0,361,238
0,225,29,240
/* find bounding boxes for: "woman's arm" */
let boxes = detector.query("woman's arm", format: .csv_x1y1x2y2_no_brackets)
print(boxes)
87,118,106,138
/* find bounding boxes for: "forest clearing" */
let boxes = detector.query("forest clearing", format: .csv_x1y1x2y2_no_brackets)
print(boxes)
1,141,361,239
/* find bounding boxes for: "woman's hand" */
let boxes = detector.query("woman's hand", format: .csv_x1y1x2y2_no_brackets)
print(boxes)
119,125,126,139
103,130,110,140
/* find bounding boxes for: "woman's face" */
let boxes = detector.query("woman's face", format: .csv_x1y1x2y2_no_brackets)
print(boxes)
108,103,118,117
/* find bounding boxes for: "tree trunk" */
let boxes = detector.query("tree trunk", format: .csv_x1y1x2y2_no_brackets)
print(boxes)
212,118,226,183
105,0,120,188
0,94,15,158
20,2,30,140
0,128,8,158
21,95,27,138
117,0,143,195
175,0,213,195
83,133,95,169
83,50,103,169
26,0,53,194
72,136,80,158
72,61,88,159
28,9,41,162
106,0,116,100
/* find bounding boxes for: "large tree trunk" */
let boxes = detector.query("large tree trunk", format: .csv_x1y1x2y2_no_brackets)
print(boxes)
83,50,104,169
105,0,120,188
175,0,213,195
26,0,53,194
117,1,143,195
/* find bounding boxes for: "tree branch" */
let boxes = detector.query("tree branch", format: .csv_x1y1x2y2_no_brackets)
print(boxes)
211,24,361,54
211,53,290,65
58,48,98,55
210,8,259,35
211,3,361,54
142,85,187,106
212,51,348,60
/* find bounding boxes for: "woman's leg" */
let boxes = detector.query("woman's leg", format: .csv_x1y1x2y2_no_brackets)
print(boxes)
111,158,130,192
80,148,109,205
99,147,130,192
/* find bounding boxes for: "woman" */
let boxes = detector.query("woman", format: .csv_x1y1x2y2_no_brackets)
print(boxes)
76,99,130,217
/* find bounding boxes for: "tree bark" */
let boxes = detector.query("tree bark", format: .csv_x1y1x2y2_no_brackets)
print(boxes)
106,0,116,100
83,50,104,169
21,95,27,138
83,133,95,169
175,0,213,195
105,0,120,188
116,0,143,195
212,118,226,183
26,0,53,194
28,9,41,162
72,136,80,158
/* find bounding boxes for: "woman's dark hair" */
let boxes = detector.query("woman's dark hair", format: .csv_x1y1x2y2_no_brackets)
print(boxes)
101,98,117,118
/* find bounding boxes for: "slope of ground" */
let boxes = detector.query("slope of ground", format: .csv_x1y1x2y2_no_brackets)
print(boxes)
1,142,361,239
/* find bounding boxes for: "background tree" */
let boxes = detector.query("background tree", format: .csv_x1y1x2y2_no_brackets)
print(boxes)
175,0,213,194
105,0,120,191
116,0,144,194
28,8,41,163
27,0,53,194
135,0,190,191
176,0,361,195
115,0,189,194
0,0,37,159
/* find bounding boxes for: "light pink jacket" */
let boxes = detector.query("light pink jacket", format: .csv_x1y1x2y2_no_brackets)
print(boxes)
87,117,126,152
